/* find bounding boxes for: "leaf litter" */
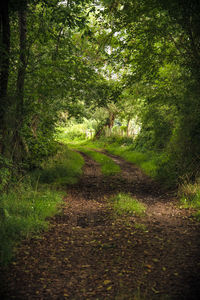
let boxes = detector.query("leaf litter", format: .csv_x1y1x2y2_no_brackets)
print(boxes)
1,152,200,299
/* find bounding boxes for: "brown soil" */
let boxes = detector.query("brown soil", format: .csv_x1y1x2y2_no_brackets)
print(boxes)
1,152,200,300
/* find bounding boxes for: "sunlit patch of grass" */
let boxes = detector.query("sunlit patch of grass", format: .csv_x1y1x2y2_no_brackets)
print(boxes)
70,139,159,178
67,139,104,151
56,128,175,186
78,148,121,176
110,193,146,216
55,126,86,144
104,142,175,187
65,139,120,176
106,144,160,178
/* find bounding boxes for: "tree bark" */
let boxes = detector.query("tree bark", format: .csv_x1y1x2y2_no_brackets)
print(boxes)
0,0,10,154
16,5,27,120
12,4,27,162
127,118,131,136
94,112,116,139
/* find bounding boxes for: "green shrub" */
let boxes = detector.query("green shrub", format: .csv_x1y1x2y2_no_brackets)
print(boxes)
97,135,134,147
65,131,86,141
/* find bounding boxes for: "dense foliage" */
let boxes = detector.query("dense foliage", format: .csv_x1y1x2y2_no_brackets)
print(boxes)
0,0,200,189
98,0,200,183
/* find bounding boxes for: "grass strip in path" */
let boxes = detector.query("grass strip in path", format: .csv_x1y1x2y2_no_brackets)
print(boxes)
68,139,160,180
78,148,121,176
110,193,146,217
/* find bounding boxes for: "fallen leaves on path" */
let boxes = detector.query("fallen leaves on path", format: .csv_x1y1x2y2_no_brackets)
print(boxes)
1,153,200,299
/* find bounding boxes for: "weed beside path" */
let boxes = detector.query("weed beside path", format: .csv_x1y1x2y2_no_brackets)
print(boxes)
1,152,200,299
0,146,84,266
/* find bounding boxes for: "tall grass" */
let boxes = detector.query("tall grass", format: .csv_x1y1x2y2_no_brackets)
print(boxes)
31,146,84,186
0,186,64,265
0,145,84,265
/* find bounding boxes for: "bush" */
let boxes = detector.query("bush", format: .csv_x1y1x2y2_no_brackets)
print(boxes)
98,135,134,147
25,134,58,169
66,131,86,141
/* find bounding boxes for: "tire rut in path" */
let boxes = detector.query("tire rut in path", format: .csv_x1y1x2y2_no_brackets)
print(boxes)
1,153,200,300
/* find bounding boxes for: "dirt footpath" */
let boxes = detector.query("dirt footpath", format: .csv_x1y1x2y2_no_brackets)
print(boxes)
1,152,200,299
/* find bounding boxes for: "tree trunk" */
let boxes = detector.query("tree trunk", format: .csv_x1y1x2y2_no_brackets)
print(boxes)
95,112,116,139
16,6,27,120
12,4,27,163
127,118,131,136
0,0,10,154
108,111,115,129
94,124,105,139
